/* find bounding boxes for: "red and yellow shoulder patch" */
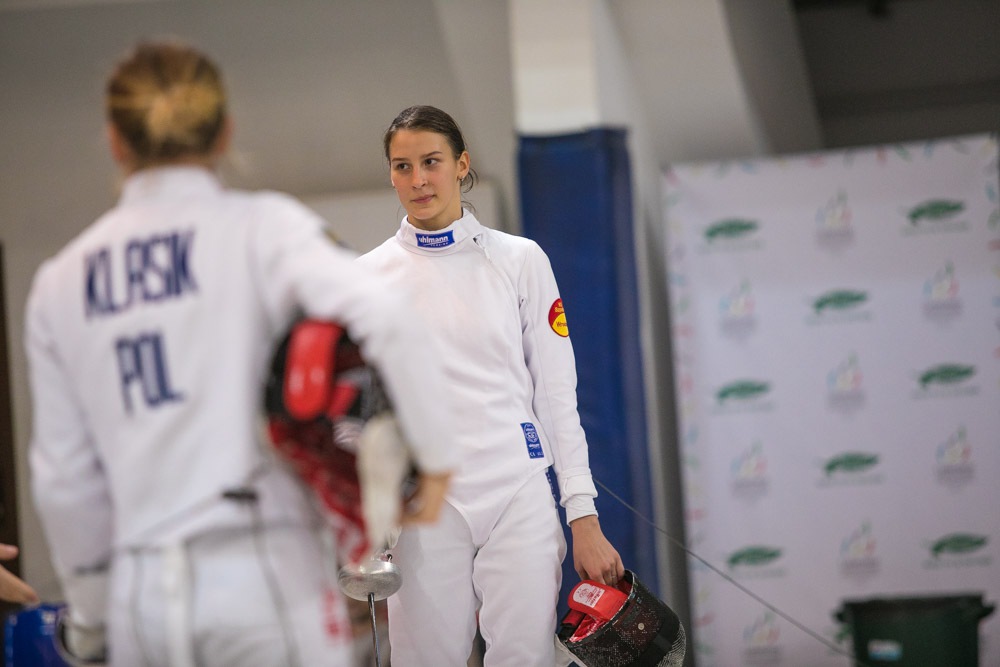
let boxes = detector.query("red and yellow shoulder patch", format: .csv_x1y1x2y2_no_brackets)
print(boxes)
548,298,568,337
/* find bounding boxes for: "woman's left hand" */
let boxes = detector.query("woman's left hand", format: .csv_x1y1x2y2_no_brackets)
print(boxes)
569,515,625,586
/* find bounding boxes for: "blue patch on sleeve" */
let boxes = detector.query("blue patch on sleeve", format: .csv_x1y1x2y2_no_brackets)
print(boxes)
521,422,545,459
415,231,455,248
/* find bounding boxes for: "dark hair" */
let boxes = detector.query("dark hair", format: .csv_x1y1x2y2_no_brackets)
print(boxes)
383,105,478,193
106,39,227,166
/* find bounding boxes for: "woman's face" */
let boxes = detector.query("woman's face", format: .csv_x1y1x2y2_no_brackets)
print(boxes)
388,129,469,231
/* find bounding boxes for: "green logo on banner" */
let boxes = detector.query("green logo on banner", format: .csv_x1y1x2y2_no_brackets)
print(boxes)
728,546,782,568
902,199,969,236
908,199,965,224
813,290,868,314
819,451,882,486
919,364,975,388
924,532,991,569
930,533,988,558
717,380,770,403
824,452,879,476
705,218,758,241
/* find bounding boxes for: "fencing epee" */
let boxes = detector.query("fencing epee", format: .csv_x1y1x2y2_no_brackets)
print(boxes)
663,134,1000,666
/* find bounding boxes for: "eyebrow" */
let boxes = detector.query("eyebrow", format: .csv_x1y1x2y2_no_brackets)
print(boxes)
390,150,445,164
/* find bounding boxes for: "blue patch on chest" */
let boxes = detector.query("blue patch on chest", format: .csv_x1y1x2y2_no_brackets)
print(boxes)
416,231,455,248
521,422,544,459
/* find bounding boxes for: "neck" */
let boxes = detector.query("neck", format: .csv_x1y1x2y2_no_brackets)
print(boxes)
122,154,218,176
409,206,464,232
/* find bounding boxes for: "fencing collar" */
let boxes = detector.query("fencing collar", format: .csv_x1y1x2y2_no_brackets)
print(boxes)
396,210,483,255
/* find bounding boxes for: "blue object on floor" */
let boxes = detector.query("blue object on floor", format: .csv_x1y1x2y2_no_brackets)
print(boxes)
4,604,70,667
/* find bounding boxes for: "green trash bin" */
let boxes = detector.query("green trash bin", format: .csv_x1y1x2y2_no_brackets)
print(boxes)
835,594,995,666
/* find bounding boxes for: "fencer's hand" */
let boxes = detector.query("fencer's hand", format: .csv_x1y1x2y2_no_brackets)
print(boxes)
400,471,451,525
0,544,39,605
569,515,625,586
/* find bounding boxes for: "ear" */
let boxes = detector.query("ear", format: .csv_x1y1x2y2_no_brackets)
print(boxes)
457,150,470,180
106,123,134,166
212,115,233,157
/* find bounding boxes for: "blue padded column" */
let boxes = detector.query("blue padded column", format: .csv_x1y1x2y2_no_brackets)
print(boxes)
518,128,657,615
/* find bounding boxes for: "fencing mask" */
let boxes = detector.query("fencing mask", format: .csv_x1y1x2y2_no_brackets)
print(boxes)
264,318,413,563
558,570,686,667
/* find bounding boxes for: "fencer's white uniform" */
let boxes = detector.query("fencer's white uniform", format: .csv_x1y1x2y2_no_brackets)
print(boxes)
25,166,456,667
358,210,599,666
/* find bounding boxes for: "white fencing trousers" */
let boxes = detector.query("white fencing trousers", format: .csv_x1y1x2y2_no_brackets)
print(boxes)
107,524,355,666
388,470,567,667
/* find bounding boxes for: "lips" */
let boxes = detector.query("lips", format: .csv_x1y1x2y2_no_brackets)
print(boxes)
412,194,434,205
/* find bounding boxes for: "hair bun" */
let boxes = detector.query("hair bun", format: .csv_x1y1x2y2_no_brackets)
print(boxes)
145,82,222,148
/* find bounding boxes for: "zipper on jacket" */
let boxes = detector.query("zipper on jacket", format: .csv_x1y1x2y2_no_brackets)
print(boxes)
473,233,491,260
473,233,523,313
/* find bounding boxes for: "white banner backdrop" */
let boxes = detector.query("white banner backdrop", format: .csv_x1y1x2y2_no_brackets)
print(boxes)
663,134,1000,666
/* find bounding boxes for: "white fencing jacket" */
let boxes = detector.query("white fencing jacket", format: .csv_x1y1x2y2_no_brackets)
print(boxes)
25,166,457,626
358,211,597,541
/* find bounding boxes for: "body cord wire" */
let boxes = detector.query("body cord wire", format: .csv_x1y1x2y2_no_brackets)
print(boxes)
594,477,871,667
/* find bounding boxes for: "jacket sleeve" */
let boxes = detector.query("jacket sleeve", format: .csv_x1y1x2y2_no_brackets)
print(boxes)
251,197,457,475
517,242,598,523
26,263,112,628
